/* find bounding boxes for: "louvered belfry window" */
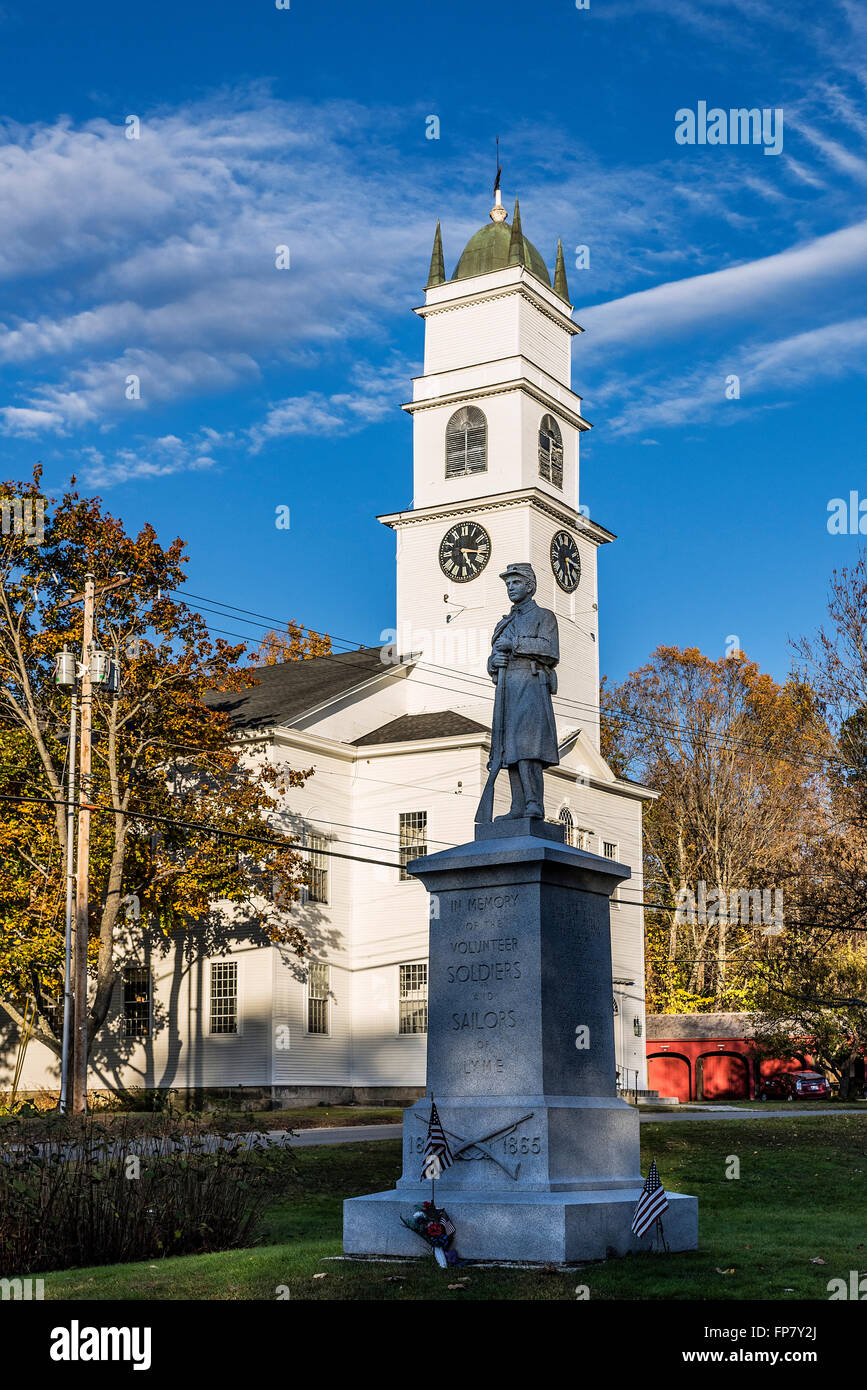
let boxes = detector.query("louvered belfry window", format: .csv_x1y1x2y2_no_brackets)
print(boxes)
446,406,487,477
538,413,564,489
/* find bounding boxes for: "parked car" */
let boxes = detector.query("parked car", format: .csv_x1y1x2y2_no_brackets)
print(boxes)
758,1070,831,1101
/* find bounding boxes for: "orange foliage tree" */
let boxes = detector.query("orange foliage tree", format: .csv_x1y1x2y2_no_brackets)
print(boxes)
251,621,331,665
0,468,312,1077
601,646,826,1013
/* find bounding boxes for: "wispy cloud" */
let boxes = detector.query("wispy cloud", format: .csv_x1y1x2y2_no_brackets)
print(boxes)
78,433,220,486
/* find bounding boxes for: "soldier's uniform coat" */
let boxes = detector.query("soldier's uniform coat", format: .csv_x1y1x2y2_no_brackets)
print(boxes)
487,597,560,768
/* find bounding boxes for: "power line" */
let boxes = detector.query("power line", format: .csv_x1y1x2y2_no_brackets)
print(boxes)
167,584,844,776
4,791,866,934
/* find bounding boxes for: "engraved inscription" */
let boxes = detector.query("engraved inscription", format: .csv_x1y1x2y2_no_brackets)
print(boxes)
451,1009,516,1030
447,961,521,983
449,894,519,912
503,1134,541,1156
450,936,518,953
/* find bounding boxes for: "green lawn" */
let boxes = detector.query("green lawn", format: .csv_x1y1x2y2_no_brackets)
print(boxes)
685,1099,867,1111
39,1116,867,1301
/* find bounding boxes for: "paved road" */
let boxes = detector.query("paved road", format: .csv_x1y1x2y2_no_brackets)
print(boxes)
9,1109,863,1163
275,1108,867,1146
284,1123,402,1146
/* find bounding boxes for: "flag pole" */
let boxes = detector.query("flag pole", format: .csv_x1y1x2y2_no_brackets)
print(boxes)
430,1089,436,1206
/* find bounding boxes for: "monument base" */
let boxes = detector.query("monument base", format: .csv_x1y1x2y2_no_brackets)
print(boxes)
342,824,699,1265
343,1185,698,1264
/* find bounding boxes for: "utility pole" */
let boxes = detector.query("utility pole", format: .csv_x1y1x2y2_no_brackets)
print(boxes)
72,572,95,1114
59,694,77,1114
55,572,125,1115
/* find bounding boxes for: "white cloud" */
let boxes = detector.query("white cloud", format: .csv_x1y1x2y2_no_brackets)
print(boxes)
77,434,219,486
605,315,867,434
577,219,867,352
0,405,65,435
247,356,411,450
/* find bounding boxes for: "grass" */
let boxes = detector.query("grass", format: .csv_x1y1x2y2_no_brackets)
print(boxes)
689,1099,867,1111
38,1115,867,1301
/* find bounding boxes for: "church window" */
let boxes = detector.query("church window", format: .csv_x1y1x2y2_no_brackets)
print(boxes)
210,961,238,1035
603,841,620,902
539,414,564,489
399,962,428,1034
558,807,575,846
445,406,487,477
306,832,329,904
307,962,330,1035
123,966,151,1037
399,810,427,880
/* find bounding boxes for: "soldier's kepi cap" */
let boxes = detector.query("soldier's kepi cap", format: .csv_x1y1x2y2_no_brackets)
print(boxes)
499,562,536,582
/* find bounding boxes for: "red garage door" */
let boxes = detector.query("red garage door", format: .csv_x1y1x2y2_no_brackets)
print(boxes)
701,1052,750,1100
648,1053,690,1102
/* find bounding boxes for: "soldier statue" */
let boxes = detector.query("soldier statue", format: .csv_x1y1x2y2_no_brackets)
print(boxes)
476,562,560,823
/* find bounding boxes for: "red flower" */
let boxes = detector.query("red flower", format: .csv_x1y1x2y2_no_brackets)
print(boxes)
427,1222,444,1237
422,1201,433,1211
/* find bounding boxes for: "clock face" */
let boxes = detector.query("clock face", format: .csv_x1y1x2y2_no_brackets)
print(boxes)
438,521,491,583
550,530,581,592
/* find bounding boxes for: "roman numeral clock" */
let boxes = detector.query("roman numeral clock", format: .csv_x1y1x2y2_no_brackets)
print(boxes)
550,529,581,592
438,521,491,582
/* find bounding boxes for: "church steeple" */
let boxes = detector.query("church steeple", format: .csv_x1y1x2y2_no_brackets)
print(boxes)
426,220,446,289
553,237,570,303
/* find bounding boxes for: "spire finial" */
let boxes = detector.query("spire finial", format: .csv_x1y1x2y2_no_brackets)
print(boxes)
554,236,570,302
490,135,507,222
426,220,446,289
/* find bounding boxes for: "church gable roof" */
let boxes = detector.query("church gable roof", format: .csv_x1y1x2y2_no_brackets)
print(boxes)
204,645,388,732
354,711,488,746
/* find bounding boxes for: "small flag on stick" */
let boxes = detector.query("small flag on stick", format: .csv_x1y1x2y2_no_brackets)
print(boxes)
631,1159,669,1238
421,1097,453,1181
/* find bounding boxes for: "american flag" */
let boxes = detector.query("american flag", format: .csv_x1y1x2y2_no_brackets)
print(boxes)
631,1159,669,1238
421,1098,453,1180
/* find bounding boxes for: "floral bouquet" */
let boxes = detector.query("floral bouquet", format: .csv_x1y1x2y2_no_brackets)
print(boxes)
400,1200,465,1267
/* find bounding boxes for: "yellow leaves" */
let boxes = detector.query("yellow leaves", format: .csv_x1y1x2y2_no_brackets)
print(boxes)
251,623,332,667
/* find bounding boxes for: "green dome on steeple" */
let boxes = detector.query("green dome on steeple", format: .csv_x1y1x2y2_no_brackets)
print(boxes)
451,197,551,287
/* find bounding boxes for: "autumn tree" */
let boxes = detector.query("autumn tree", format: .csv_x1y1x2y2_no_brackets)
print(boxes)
0,468,312,1088
251,622,331,666
602,647,826,1013
754,552,867,1093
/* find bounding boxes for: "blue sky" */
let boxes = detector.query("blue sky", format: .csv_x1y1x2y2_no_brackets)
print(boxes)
1,0,866,683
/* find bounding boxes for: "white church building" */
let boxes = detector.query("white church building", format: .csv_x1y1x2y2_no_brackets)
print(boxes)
9,190,653,1105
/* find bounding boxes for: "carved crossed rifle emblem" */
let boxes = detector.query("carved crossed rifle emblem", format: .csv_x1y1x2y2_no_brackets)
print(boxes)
414,1111,535,1182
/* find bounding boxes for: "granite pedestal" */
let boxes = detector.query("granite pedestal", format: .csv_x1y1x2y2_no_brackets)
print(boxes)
343,819,698,1263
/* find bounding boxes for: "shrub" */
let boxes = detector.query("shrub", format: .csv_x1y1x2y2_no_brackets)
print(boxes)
0,1112,294,1275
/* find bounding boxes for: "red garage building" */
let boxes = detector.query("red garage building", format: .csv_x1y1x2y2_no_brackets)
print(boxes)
646,1013,823,1102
